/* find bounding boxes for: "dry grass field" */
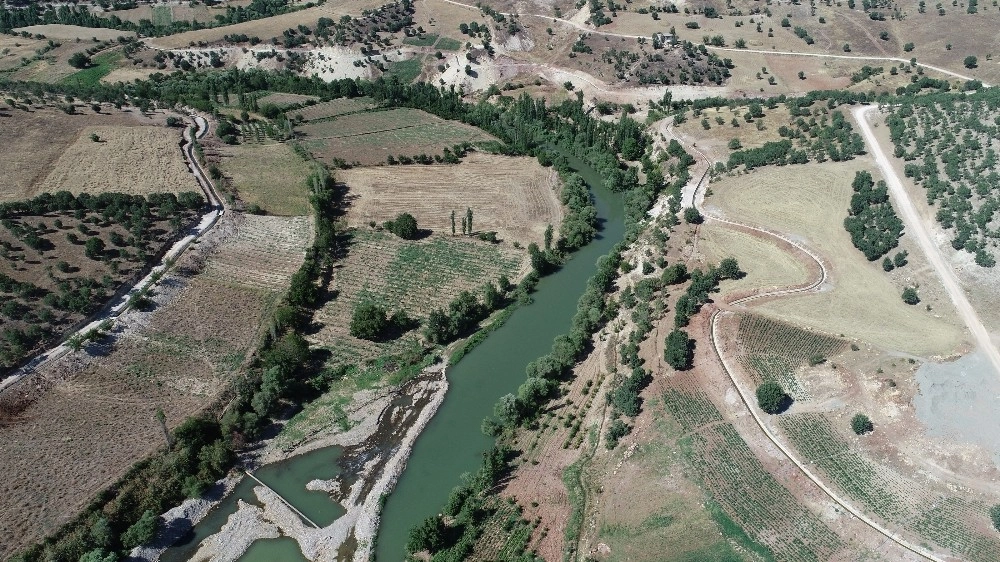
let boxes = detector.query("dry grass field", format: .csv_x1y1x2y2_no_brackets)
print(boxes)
311,228,525,365
698,223,809,296
339,153,563,247
214,141,315,216
146,0,388,48
0,106,173,202
296,107,495,165
13,24,135,41
256,92,319,108
0,211,309,558
0,35,47,71
202,214,314,292
290,96,375,121
708,159,966,355
37,125,199,196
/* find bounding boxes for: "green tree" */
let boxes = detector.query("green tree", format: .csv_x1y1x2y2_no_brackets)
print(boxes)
466,207,473,234
756,381,788,414
68,52,91,69
494,393,520,426
717,257,742,279
882,257,894,271
89,517,113,548
385,212,418,239
544,224,553,251
120,510,159,549
80,549,117,562
450,210,455,235
406,516,446,553
84,237,106,260
851,413,874,434
663,329,693,369
683,207,703,224
990,505,1000,532
350,301,389,340
965,55,978,68
901,286,919,305
893,250,908,268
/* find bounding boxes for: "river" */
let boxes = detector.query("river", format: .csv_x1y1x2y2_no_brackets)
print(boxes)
375,156,624,560
162,155,624,561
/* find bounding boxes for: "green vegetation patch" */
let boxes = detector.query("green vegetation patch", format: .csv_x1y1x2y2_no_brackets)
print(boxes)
61,51,122,87
435,36,463,51
402,33,438,47
151,5,172,27
384,58,422,83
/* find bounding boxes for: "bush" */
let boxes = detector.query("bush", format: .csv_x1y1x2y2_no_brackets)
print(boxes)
120,510,159,549
851,413,874,435
407,516,446,553
68,52,91,69
965,55,978,68
384,212,419,239
901,286,919,305
756,381,788,414
350,301,389,340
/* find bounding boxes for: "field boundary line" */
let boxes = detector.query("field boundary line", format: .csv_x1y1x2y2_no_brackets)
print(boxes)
660,118,945,561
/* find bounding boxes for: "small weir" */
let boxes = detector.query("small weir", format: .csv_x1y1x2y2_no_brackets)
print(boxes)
243,471,320,529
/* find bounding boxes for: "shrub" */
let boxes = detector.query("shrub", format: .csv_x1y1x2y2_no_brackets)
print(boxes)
851,413,874,435
756,381,788,414
965,55,978,68
683,207,703,224
120,510,159,549
384,212,419,239
901,286,919,305
407,516,446,553
350,300,389,340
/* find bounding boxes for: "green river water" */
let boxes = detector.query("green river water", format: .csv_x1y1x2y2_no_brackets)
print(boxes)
164,156,623,561
375,157,624,560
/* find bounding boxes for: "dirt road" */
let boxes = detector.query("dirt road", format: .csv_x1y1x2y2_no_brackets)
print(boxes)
0,114,224,393
852,105,1000,377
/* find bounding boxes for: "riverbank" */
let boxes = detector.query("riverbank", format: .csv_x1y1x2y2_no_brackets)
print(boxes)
143,363,448,562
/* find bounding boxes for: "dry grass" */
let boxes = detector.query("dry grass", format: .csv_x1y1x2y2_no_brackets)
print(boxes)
146,0,388,49
708,159,966,355
339,153,563,248
0,106,168,202
215,141,315,216
0,210,307,558
257,92,319,108
290,97,375,121
37,125,199,197
0,35,47,71
13,24,135,41
698,222,809,297
296,108,495,165
202,214,314,292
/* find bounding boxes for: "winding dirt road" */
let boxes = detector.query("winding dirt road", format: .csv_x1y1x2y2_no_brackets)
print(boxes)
852,105,1000,377
661,122,945,561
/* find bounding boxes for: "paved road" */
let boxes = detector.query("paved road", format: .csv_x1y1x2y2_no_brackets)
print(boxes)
852,105,1000,377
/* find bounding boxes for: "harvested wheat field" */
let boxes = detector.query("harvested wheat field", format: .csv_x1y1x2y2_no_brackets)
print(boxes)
13,24,135,41
215,142,315,216
311,228,524,365
340,153,563,247
37,126,198,196
202,214,314,291
0,106,167,202
0,211,308,558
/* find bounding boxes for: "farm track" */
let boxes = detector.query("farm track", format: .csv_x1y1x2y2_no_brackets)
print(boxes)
664,127,947,561
0,113,226,394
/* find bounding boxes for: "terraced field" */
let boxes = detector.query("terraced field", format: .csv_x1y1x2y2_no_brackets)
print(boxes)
290,96,375,121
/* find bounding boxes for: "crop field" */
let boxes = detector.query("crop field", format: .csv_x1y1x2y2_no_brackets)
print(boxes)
311,229,524,364
0,207,306,557
777,412,1000,560
295,107,495,165
288,96,375,121
679,422,846,561
60,50,124,87
708,159,966,355
256,92,319,108
215,141,314,216
37,125,199,197
339,153,563,247
202,215,313,292
734,313,844,399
